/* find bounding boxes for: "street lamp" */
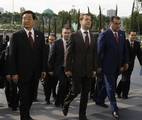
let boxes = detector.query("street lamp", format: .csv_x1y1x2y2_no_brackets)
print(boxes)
11,0,15,25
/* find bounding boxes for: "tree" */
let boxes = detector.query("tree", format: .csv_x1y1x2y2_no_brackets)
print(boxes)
124,11,142,34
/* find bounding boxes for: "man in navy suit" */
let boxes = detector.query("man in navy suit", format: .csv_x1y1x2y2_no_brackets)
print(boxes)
9,10,46,120
97,16,129,120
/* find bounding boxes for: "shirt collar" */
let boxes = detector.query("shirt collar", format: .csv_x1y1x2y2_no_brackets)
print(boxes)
24,28,34,36
62,38,69,43
110,27,118,35
80,28,89,34
129,39,134,44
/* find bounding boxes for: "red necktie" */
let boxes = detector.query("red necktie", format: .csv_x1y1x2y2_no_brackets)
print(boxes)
28,32,34,48
84,31,89,48
114,32,119,44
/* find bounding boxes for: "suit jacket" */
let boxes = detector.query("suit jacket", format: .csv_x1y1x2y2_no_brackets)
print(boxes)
49,39,65,75
9,28,47,81
65,30,96,77
97,29,129,74
45,43,54,72
126,40,142,72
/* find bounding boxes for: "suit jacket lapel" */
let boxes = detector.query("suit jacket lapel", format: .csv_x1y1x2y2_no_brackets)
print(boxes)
108,29,120,46
61,39,64,54
78,30,86,48
34,30,38,46
89,32,94,47
21,29,31,46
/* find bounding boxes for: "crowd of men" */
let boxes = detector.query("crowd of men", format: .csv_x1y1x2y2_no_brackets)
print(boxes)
0,10,142,120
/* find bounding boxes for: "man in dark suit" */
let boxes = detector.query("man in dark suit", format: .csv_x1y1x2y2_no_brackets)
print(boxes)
42,33,57,104
62,14,96,120
9,10,46,120
97,16,129,120
0,33,9,89
117,31,142,99
50,25,72,107
4,40,19,111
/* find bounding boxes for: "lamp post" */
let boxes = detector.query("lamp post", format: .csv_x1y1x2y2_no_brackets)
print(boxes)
11,0,15,25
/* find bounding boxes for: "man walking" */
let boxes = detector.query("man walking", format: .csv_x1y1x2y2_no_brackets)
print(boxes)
62,13,96,120
9,10,46,120
97,16,129,120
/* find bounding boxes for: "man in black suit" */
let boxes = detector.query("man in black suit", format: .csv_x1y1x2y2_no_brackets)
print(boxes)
9,10,46,120
42,33,57,104
117,31,142,99
62,14,96,120
50,25,72,107
0,33,9,89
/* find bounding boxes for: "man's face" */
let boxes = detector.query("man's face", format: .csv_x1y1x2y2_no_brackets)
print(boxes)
48,36,55,44
129,32,137,42
80,15,92,30
62,28,71,41
22,13,34,30
111,18,121,32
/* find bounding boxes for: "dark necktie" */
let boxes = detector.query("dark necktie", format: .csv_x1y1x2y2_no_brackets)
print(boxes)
84,31,89,48
28,32,34,47
130,42,134,48
114,32,119,44
66,40,70,49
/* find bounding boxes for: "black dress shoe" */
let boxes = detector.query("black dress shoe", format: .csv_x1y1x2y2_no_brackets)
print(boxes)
46,100,50,105
12,107,18,111
55,102,61,107
96,103,108,108
122,95,128,99
112,111,119,120
62,104,69,116
29,116,34,120
117,94,122,98
79,115,88,120
33,99,39,102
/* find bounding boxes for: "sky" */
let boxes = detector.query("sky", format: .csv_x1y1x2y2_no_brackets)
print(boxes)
0,0,134,17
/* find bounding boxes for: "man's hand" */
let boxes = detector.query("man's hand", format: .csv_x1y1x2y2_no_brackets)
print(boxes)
65,71,72,77
12,74,19,83
120,64,129,73
92,71,96,78
6,75,11,81
12,74,19,81
97,68,102,74
123,64,129,71
120,67,124,73
48,72,53,75
41,72,46,79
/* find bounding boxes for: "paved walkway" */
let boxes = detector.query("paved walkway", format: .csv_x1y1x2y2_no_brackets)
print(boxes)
0,59,142,120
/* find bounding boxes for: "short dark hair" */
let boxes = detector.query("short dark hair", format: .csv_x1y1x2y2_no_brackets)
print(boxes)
21,10,36,20
48,33,56,39
110,16,120,22
128,31,137,34
62,24,71,30
79,13,92,21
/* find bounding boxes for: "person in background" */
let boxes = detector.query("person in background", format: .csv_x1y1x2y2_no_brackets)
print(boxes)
116,31,142,99
50,25,72,107
42,33,57,104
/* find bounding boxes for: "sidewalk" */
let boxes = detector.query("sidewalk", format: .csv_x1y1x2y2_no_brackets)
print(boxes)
0,59,142,120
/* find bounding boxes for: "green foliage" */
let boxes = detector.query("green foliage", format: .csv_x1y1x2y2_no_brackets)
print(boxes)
1,9,141,34
124,11,142,34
